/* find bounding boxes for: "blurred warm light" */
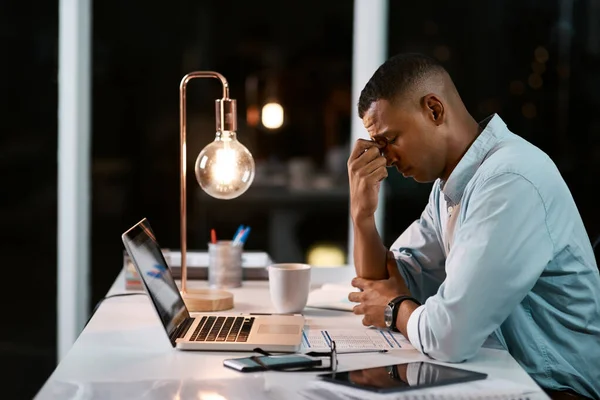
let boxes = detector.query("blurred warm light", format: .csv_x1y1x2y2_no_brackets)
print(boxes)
528,73,543,89
261,102,284,129
534,46,549,63
247,105,260,127
509,80,525,95
198,392,227,400
531,61,546,74
433,45,451,61
307,243,345,267
522,102,537,119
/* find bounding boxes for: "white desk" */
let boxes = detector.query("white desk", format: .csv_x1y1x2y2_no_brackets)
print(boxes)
36,270,547,399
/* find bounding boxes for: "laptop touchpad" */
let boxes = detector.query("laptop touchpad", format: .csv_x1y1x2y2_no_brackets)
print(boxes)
257,324,300,335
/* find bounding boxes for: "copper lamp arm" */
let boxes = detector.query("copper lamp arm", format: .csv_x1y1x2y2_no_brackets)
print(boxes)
178,71,231,292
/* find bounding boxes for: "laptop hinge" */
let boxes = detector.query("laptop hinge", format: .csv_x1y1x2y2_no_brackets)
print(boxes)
169,317,194,344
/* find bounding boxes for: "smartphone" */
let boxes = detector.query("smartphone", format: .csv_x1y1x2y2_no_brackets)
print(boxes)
223,354,322,372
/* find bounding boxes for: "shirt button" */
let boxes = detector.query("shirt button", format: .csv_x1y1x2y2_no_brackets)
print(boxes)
448,206,453,214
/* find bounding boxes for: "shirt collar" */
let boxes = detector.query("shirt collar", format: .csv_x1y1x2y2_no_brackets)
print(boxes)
441,114,507,205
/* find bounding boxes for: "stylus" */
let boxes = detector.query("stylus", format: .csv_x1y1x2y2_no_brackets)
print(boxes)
337,349,388,355
305,349,388,356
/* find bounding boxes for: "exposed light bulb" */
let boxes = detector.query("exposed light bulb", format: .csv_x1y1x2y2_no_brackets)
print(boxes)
261,102,284,129
195,131,255,200
194,97,254,200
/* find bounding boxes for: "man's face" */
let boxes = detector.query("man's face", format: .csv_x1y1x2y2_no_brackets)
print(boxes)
362,99,445,183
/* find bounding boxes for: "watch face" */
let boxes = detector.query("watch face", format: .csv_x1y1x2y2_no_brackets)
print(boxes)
384,305,393,328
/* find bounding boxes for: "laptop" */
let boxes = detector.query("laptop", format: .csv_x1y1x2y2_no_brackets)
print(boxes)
121,218,305,352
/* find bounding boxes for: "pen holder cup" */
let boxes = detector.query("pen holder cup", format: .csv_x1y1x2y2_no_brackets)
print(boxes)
208,240,243,289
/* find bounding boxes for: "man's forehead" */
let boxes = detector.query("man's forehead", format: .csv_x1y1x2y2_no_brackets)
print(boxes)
363,100,393,137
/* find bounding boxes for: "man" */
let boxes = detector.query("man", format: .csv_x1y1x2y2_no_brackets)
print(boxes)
347,53,600,399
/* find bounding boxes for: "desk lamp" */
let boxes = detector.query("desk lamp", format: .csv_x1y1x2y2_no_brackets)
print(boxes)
179,71,255,311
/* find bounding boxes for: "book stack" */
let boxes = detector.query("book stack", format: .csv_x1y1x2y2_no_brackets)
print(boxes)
124,249,273,290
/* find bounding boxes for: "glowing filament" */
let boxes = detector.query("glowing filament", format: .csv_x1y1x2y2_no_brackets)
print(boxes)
212,148,237,185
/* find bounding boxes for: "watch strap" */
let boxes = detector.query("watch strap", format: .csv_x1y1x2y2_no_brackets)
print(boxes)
389,295,421,332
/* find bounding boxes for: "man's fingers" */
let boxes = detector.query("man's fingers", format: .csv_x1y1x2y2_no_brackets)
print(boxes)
348,147,382,175
348,291,363,303
353,304,365,315
362,315,371,327
365,156,387,176
349,139,376,161
367,164,388,183
351,277,370,290
349,139,384,161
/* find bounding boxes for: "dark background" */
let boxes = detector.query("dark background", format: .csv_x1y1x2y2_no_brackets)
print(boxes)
1,0,599,398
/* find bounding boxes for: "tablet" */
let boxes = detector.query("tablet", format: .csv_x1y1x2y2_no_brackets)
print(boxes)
317,361,487,394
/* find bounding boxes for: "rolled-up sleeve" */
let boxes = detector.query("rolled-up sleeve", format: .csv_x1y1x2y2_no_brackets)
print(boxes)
411,173,554,362
406,304,426,351
391,184,447,303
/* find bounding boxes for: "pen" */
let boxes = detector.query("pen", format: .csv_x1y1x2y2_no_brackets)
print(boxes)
249,313,300,316
239,226,251,244
336,349,388,355
232,225,244,241
304,349,388,356
210,229,217,244
232,227,246,246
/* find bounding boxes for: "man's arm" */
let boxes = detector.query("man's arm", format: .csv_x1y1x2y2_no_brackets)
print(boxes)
401,173,553,362
352,215,388,280
347,139,388,279
348,182,447,331
347,140,446,283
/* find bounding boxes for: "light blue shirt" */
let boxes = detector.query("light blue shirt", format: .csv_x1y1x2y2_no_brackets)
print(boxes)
391,114,600,398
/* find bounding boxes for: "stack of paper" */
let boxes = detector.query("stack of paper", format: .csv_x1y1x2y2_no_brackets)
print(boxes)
306,283,359,312
300,378,548,400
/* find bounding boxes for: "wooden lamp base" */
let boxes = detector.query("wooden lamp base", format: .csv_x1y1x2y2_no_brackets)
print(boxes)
181,288,234,312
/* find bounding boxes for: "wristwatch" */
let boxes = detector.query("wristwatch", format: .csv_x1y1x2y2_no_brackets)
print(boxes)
384,295,421,332
386,365,399,380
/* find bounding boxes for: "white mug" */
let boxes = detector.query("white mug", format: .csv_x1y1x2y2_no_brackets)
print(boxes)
268,263,311,313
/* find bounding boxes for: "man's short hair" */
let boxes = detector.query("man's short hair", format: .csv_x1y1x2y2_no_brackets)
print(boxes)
358,53,447,119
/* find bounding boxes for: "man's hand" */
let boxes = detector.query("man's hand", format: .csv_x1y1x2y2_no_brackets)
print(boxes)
348,139,387,222
348,254,411,328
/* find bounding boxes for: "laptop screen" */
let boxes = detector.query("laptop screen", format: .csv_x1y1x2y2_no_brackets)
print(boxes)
121,218,189,338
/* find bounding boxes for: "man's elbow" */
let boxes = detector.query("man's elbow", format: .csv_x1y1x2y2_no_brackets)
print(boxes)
424,337,480,363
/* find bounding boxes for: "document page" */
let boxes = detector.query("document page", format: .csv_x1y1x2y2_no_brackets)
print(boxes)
306,283,359,312
301,328,414,351
301,378,547,400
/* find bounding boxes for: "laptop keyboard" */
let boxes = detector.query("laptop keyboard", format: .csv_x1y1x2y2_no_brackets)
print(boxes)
190,316,255,343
